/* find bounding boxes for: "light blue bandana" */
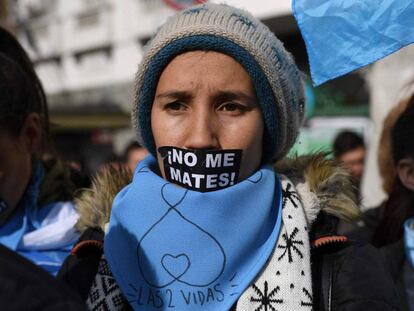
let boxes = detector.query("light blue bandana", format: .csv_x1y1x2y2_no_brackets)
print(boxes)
105,155,282,310
0,162,79,275
0,163,44,251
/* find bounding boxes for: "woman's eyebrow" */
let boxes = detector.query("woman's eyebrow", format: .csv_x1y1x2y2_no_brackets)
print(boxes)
155,91,192,100
214,91,258,106
155,90,258,105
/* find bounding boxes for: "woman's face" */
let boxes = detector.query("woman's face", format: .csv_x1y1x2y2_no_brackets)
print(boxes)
0,129,31,215
0,113,41,223
397,157,414,192
151,51,264,181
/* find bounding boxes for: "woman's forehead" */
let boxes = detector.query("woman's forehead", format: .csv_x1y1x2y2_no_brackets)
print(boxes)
163,51,244,72
156,51,255,95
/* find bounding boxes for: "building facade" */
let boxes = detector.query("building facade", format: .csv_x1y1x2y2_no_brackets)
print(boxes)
6,0,295,172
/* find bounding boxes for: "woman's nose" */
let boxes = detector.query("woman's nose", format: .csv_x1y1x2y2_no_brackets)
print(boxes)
184,109,219,150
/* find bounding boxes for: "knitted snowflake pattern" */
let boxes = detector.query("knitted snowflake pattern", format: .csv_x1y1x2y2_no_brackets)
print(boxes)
236,175,313,310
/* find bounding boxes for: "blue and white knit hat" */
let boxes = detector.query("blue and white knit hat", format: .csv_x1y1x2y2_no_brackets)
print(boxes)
132,3,305,162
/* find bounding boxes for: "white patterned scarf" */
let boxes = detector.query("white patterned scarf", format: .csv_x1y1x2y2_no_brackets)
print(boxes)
236,175,313,310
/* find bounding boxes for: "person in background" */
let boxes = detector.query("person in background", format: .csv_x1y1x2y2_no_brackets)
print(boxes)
368,95,414,310
346,95,413,242
333,131,366,235
378,97,413,196
0,27,81,275
333,130,366,189
123,141,149,172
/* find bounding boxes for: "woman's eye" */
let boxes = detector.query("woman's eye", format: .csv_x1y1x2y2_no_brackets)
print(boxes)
218,102,247,113
164,101,186,111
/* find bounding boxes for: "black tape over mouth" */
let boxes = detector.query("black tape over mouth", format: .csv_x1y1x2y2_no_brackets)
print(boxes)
158,146,242,192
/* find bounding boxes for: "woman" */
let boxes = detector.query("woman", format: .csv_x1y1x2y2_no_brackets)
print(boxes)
59,4,400,310
345,97,412,242
0,27,82,275
369,96,414,310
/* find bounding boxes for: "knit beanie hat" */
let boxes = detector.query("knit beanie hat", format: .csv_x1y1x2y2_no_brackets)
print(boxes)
132,3,305,162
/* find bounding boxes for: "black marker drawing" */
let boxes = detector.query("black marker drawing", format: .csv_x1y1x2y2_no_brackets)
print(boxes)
137,183,226,288
229,272,240,296
137,166,150,173
247,171,263,184
161,253,191,281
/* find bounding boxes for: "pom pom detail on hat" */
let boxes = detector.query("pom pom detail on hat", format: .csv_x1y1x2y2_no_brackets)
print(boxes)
132,3,305,162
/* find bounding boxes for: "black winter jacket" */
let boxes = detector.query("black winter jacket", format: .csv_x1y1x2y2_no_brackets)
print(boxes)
0,244,86,311
380,240,409,310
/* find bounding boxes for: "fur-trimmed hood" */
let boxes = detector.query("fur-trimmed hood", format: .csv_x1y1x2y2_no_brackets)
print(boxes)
75,154,360,233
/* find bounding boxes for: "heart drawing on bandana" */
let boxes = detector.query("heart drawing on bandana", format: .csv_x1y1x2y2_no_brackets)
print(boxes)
137,183,226,288
161,253,191,279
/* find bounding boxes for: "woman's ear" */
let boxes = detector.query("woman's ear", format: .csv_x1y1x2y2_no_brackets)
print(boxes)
397,157,414,191
20,112,42,153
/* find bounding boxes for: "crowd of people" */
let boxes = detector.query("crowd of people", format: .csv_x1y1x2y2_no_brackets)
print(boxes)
1,3,414,311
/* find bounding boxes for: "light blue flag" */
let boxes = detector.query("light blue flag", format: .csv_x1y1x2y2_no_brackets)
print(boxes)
293,0,414,86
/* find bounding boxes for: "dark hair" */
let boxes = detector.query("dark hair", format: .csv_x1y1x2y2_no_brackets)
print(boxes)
372,95,414,247
333,130,365,158
0,54,37,133
123,141,143,160
0,27,52,154
378,97,411,194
